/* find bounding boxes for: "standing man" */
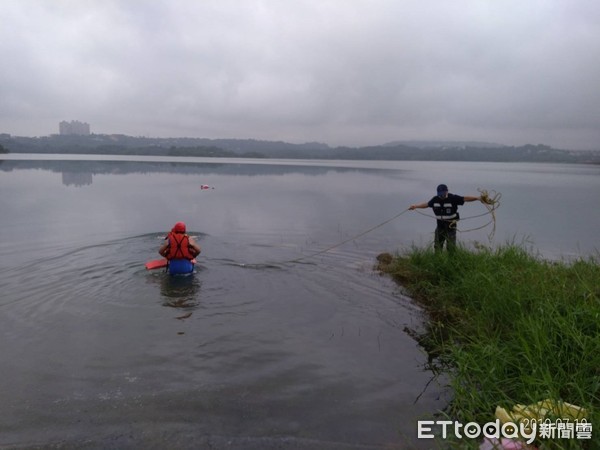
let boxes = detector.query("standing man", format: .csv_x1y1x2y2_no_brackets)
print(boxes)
409,184,482,252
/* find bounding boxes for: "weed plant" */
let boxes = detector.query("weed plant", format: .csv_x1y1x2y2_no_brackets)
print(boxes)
382,245,599,449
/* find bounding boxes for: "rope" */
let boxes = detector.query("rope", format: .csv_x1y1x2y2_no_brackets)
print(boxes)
236,188,501,267
285,208,411,263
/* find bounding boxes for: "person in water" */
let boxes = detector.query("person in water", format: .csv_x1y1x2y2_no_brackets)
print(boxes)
158,222,201,274
409,184,482,252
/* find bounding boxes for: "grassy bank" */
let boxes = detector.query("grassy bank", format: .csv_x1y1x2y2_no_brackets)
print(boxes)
379,245,599,449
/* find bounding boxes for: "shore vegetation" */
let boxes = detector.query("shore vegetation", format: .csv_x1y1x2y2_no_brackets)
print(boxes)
378,245,599,449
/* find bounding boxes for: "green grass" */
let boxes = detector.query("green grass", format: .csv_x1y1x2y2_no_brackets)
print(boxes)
380,245,600,449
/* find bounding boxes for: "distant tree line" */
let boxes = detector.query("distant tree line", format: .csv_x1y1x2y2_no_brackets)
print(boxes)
1,133,599,163
329,144,590,163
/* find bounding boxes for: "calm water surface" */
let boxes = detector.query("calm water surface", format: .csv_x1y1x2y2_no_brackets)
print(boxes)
0,155,598,449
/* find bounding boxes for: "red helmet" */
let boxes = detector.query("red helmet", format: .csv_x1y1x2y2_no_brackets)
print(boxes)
171,221,186,233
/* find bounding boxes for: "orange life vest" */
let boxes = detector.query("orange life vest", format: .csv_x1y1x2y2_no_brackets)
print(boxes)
165,232,195,260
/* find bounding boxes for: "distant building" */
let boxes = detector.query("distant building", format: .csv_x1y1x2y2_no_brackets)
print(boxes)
59,120,90,136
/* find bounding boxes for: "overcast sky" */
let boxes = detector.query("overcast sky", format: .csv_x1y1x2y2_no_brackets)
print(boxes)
1,1,599,149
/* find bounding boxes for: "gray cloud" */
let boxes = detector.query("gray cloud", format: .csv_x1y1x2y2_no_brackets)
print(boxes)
1,0,599,149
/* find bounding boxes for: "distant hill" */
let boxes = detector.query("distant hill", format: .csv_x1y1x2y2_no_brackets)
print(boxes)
383,140,506,149
1,133,599,164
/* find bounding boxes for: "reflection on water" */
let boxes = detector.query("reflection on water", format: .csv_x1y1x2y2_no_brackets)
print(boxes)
158,270,203,308
62,170,93,186
0,157,402,185
0,155,599,448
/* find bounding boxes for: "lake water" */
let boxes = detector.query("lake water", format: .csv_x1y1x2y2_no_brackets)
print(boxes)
0,155,598,449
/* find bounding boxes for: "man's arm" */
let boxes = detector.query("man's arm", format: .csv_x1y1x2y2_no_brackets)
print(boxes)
464,195,482,202
158,241,169,257
409,202,429,210
188,238,201,257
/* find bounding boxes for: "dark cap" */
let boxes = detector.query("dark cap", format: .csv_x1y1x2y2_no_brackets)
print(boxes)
436,184,448,194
